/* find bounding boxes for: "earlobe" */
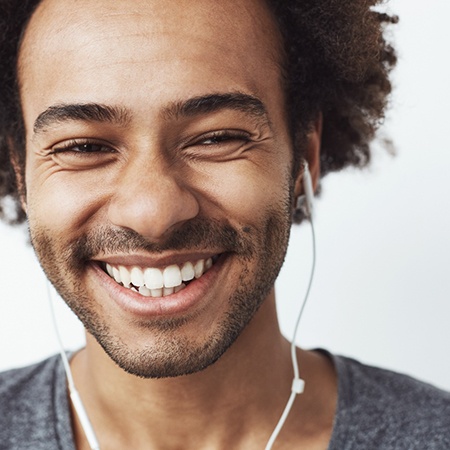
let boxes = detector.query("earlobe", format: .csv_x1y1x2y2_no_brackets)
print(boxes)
293,113,322,200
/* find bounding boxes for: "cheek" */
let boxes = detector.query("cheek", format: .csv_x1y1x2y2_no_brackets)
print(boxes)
25,164,109,234
190,160,290,224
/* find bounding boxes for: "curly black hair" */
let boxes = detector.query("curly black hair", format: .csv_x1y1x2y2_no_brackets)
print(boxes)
0,0,397,225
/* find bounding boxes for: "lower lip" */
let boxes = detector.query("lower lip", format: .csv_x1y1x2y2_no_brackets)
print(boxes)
89,256,227,318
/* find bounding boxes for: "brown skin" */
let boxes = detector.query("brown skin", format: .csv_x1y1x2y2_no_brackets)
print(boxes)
17,0,335,448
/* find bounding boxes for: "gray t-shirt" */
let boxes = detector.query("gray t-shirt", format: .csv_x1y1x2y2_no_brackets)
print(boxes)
1,352,449,449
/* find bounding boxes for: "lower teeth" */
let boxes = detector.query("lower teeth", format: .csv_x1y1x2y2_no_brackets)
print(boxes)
121,282,187,298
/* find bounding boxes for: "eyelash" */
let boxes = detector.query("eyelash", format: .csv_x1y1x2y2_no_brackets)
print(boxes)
190,130,251,146
50,139,114,155
49,130,251,156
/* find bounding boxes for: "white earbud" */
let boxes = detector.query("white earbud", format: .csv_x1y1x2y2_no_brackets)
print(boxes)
295,161,314,219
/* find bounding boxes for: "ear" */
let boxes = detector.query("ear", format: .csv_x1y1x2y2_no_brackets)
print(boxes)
7,137,27,213
293,113,322,199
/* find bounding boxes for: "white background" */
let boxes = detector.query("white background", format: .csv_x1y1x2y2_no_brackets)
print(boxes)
1,0,450,390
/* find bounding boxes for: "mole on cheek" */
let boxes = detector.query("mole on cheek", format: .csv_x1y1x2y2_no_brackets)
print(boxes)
242,226,251,233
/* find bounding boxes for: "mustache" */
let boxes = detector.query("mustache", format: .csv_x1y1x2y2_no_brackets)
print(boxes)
68,218,254,265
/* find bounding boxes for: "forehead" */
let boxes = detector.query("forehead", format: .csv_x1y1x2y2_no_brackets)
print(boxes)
22,0,279,47
18,0,284,124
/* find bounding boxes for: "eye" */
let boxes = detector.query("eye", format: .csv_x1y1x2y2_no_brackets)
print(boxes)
50,140,114,155
181,130,254,162
197,131,250,146
48,139,117,169
64,143,105,153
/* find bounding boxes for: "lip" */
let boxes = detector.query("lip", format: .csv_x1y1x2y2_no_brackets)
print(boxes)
88,253,228,318
95,251,220,268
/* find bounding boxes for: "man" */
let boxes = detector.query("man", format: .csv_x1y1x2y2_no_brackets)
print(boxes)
0,0,449,449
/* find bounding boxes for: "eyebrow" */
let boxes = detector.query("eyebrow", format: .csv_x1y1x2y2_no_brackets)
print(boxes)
33,92,269,137
33,103,132,136
162,92,269,121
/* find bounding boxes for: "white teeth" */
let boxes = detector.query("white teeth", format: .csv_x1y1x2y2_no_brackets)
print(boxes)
119,266,131,287
163,265,182,288
181,261,195,281
130,267,144,287
105,255,218,296
139,286,152,297
151,288,163,298
194,259,205,279
163,286,174,296
106,263,114,277
112,266,121,283
144,268,164,289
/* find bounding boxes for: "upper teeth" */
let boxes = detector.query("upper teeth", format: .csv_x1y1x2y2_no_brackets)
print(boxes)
105,257,214,295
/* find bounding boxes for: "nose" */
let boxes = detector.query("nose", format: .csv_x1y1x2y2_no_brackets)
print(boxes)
107,154,200,242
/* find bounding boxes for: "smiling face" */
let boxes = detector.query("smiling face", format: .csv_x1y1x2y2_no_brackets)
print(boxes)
18,0,299,378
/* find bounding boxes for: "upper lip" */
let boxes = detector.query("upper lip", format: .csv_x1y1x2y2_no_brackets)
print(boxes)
93,251,223,268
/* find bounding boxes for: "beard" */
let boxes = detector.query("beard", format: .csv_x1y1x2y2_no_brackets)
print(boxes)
30,197,292,379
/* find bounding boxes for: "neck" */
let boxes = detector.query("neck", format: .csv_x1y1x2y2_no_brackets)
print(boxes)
70,292,336,449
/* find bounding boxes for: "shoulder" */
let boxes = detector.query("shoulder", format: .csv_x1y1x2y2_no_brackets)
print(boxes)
329,353,450,450
0,355,59,393
0,355,74,450
0,355,61,412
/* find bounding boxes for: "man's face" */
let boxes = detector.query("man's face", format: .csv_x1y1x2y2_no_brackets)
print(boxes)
18,0,297,377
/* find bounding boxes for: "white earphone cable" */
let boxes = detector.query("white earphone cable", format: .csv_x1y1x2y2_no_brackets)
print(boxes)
264,216,316,450
47,282,101,450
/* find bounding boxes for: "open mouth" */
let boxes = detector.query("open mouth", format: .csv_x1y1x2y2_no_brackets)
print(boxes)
101,255,220,298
